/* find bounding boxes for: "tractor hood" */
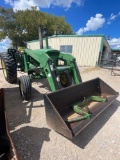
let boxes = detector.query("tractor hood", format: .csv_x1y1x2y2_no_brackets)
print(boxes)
24,49,60,67
25,48,60,55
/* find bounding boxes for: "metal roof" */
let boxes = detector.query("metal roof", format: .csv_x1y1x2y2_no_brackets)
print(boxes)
112,49,120,51
27,34,105,43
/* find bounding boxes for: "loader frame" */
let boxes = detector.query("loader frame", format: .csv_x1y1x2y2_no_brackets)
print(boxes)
7,47,82,92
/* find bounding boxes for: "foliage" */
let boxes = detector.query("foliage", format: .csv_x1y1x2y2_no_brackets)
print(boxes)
0,7,73,47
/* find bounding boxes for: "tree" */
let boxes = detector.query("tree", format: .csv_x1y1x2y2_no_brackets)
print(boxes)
0,7,15,38
0,7,73,47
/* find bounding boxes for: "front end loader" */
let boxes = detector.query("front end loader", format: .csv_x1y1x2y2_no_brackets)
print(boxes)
0,46,82,100
44,78,119,138
0,36,119,139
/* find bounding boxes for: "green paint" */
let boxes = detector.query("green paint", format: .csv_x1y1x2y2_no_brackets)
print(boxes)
23,53,29,72
67,95,107,123
112,49,120,51
14,43,81,91
73,96,107,110
48,34,105,39
44,63,57,91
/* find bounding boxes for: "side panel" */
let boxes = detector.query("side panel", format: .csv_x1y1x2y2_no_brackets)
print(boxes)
0,89,19,159
27,36,104,67
44,95,73,139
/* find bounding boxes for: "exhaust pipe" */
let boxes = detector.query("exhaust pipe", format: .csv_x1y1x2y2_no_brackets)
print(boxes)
38,26,43,49
38,26,49,49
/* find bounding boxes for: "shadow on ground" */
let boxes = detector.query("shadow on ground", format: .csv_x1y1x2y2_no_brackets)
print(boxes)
11,126,51,160
3,81,51,160
3,77,120,152
4,86,44,130
71,99,120,149
31,78,51,92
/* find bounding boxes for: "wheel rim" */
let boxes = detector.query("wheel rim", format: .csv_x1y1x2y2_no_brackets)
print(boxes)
1,59,7,78
61,74,67,85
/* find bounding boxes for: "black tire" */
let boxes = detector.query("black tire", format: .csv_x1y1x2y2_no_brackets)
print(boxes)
1,52,17,83
19,75,31,100
60,71,72,87
74,61,82,82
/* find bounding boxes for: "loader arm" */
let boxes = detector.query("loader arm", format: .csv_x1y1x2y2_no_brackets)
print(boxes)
5,48,82,92
24,49,59,91
58,52,82,84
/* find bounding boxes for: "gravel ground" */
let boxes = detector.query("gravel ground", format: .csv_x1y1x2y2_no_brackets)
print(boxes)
0,64,120,160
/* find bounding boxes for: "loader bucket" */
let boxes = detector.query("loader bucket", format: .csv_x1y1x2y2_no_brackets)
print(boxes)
0,89,19,159
44,78,119,139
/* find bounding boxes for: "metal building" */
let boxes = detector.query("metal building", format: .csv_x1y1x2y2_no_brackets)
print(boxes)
27,35,112,67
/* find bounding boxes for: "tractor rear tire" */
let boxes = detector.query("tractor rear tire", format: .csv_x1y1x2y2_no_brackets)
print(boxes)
0,52,17,83
60,71,72,87
19,75,31,100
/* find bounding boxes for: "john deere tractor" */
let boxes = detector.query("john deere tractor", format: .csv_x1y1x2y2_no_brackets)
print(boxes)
0,38,119,140
0,41,82,100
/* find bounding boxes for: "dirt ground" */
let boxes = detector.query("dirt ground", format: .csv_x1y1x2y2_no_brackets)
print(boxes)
0,64,120,160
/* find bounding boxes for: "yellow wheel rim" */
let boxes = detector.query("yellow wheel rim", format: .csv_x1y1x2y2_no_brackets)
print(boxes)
61,75,67,84
1,59,7,77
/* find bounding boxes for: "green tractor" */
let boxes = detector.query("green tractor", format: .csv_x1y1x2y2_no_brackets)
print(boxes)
0,40,82,100
0,38,119,139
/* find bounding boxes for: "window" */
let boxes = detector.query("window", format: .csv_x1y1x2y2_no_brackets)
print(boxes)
60,45,72,54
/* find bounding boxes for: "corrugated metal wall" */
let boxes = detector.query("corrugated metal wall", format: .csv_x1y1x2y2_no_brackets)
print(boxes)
28,41,40,50
28,36,102,67
47,36,102,66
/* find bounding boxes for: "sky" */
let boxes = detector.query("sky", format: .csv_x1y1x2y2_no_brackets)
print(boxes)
0,0,120,51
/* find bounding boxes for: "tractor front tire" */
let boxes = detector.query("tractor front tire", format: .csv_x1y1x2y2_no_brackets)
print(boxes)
60,71,72,87
1,52,17,83
19,75,31,100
